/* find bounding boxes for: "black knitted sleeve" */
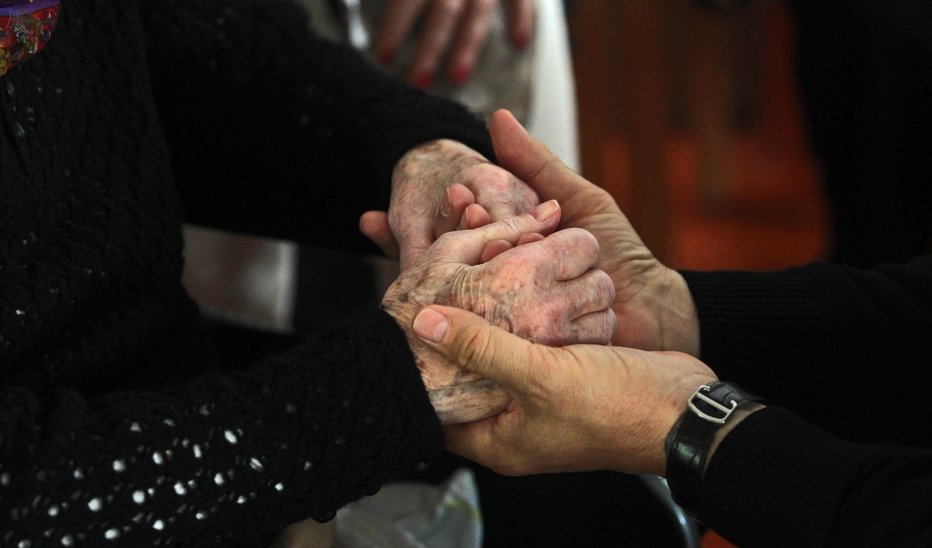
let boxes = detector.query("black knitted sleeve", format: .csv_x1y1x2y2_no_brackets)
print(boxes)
1,2,447,545
680,254,932,445
0,308,443,546
138,0,494,252
697,407,932,547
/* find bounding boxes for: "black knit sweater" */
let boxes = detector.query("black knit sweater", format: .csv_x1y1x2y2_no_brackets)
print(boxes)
0,0,493,545
682,255,932,546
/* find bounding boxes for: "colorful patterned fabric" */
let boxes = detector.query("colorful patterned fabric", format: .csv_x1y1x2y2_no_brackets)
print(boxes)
0,0,60,76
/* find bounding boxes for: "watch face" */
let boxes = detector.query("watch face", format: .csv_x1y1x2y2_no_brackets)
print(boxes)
0,0,60,76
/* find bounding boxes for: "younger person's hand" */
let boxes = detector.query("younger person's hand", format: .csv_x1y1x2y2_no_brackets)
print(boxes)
413,304,716,476
490,110,700,355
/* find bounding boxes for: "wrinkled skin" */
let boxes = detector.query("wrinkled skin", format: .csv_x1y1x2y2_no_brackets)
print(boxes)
382,204,617,423
488,110,701,355
360,139,539,270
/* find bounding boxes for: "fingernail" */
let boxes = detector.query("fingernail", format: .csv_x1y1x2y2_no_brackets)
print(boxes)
378,49,396,66
532,199,559,222
440,187,454,217
414,308,449,343
463,204,480,229
413,72,434,90
450,64,471,85
514,32,531,50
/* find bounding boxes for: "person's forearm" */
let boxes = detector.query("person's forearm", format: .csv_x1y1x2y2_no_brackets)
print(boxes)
139,0,493,247
696,406,932,547
703,403,764,474
0,309,442,545
681,256,932,445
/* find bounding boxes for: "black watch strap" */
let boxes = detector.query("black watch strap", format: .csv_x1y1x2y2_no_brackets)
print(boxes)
665,381,763,512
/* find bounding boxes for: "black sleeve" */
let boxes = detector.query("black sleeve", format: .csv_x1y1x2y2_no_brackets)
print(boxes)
0,309,444,546
697,406,932,547
138,0,494,251
680,255,932,444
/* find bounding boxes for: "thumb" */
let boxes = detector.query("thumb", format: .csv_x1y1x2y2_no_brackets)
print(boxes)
489,109,589,203
359,210,400,259
413,305,533,389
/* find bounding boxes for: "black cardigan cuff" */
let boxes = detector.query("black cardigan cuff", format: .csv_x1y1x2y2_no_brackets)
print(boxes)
697,406,855,547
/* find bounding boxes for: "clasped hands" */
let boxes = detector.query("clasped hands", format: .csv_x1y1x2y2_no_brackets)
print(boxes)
367,110,716,477
363,119,616,424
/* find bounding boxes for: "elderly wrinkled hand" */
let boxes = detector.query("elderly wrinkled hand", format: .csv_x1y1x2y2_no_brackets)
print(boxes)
375,0,534,87
361,138,539,270
413,304,717,476
382,201,616,424
489,110,700,354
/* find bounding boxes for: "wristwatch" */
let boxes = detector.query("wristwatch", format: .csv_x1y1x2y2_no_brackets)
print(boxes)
665,381,764,512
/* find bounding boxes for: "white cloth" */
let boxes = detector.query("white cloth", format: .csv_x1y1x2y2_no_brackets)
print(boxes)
527,0,579,171
333,468,482,548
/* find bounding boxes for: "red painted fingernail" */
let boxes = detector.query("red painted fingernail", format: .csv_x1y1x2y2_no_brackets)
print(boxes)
413,71,434,90
514,32,531,50
450,64,471,85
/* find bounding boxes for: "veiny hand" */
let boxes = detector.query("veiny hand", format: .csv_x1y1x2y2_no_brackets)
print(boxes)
413,305,717,476
489,110,700,355
375,0,534,87
360,138,539,270
382,201,617,424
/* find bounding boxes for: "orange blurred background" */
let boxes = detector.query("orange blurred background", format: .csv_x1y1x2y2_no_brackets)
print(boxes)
569,0,828,273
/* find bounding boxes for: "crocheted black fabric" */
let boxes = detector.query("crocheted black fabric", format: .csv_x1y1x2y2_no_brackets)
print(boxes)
0,0,493,545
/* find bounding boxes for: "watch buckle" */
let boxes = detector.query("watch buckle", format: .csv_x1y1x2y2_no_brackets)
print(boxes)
687,385,737,424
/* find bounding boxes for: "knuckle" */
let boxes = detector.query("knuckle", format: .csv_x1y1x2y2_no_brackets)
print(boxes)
484,167,514,189
594,269,617,305
579,310,616,346
433,230,460,250
517,304,567,345
465,168,538,218
564,227,600,257
470,167,514,196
